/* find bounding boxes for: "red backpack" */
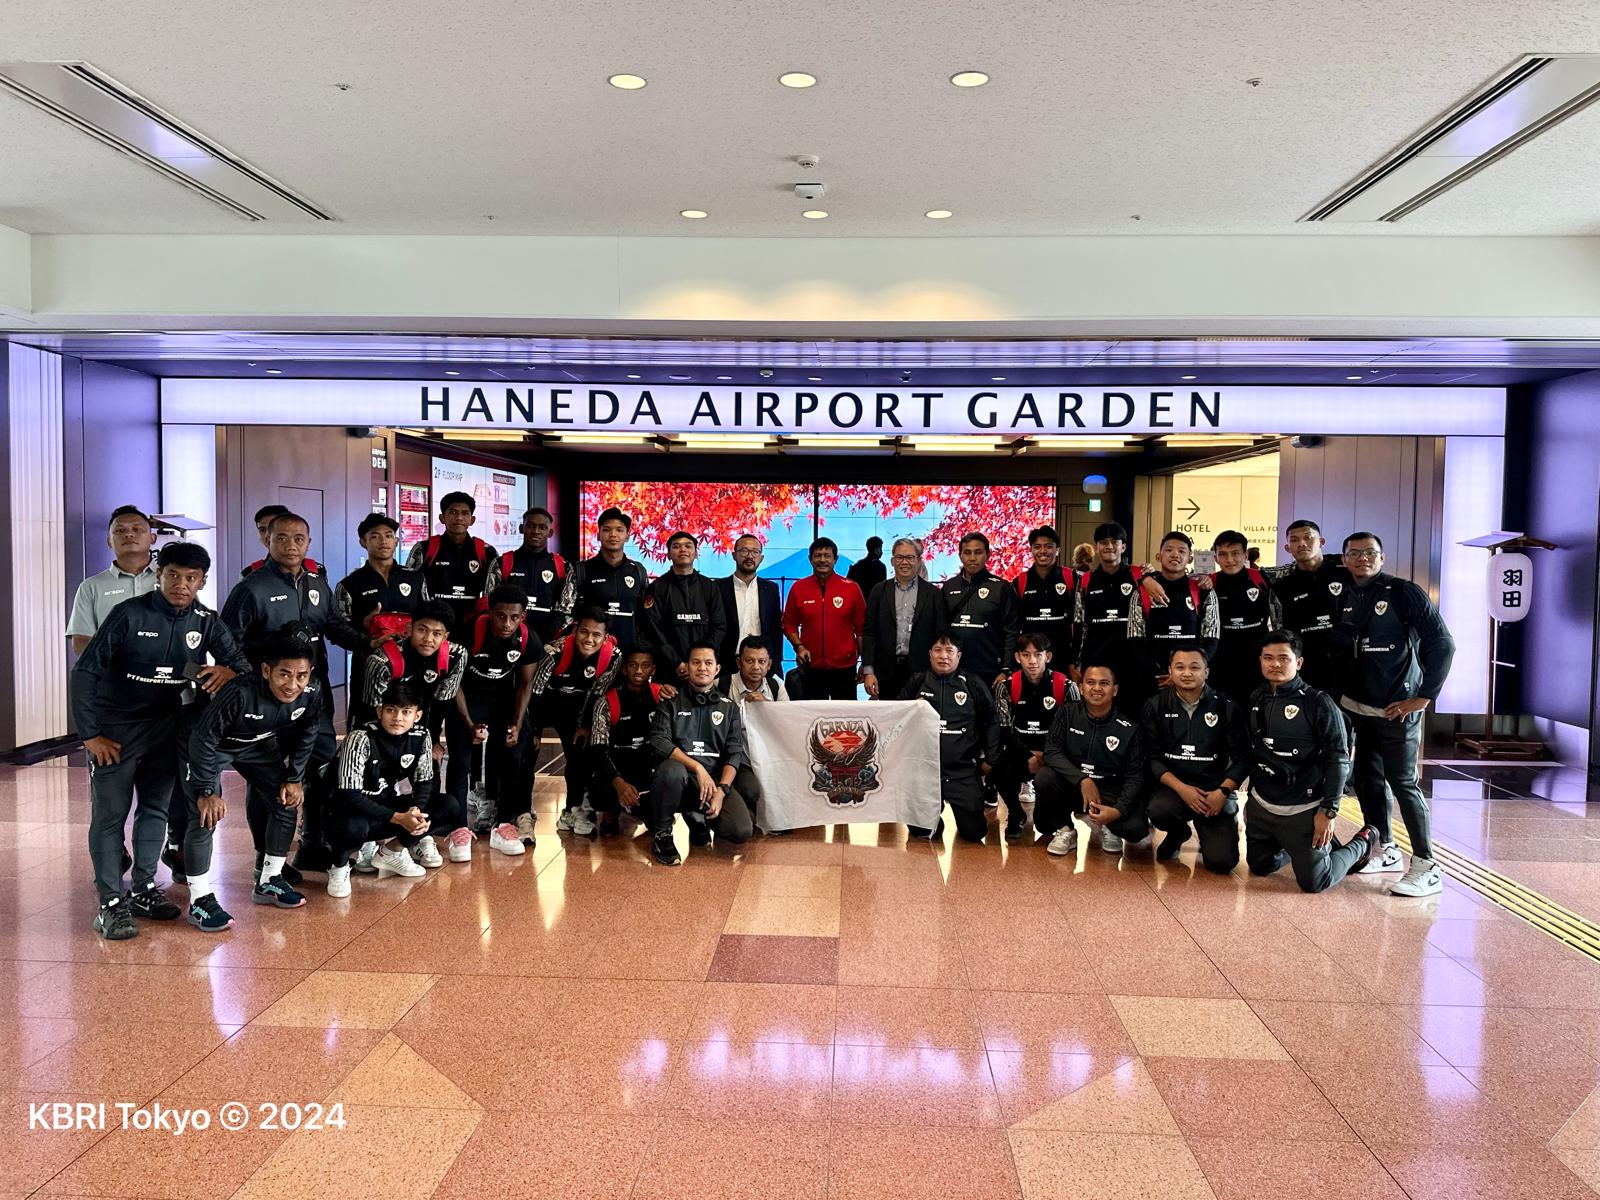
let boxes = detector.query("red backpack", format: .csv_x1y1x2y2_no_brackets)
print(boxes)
1078,564,1142,592
1211,567,1267,590
554,633,617,677
605,682,662,725
1010,669,1070,705
381,638,449,680
1140,576,1201,613
424,535,489,566
499,549,566,581
471,613,530,656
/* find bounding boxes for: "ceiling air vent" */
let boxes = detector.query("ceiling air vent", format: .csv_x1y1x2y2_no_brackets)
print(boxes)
1303,54,1600,222
0,61,333,222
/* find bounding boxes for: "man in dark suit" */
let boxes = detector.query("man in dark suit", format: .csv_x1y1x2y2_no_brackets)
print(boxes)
717,533,783,683
862,537,947,703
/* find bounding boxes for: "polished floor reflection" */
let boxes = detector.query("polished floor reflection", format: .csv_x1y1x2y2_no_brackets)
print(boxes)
3,756,1600,1199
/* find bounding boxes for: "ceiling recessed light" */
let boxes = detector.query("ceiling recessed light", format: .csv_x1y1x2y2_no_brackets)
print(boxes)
950,70,989,88
627,373,642,380
802,209,829,219
1346,374,1363,380
925,209,953,219
265,369,282,375
669,374,692,381
779,72,817,89
1181,374,1197,381
808,376,822,382
716,375,732,381
991,375,1006,381
679,209,708,219
444,370,460,376
607,73,647,90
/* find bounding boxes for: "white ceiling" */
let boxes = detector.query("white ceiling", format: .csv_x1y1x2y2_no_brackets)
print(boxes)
3,0,1599,237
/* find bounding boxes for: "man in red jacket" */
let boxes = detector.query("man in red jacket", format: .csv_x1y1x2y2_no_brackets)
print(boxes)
782,537,867,700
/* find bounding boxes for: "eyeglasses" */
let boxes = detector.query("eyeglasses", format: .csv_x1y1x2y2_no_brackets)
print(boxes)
1343,548,1381,559
890,555,919,563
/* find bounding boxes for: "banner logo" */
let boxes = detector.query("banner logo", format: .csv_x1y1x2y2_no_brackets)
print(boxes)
185,631,202,649
808,718,882,807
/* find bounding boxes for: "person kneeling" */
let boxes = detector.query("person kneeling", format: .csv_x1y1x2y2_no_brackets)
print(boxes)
992,633,1076,842
325,683,438,897
184,639,322,929
902,632,1001,843
1033,661,1148,857
1246,631,1381,892
1142,646,1248,873
645,643,753,865
588,645,665,836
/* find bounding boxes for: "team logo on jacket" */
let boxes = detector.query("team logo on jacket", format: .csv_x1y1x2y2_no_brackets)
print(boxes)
583,664,595,677
185,630,202,649
1043,696,1057,710
424,669,439,683
1186,596,1195,610
1121,582,1133,595
1055,581,1067,595
1247,587,1259,601
507,650,521,663
954,690,968,706
1204,711,1218,727
808,718,881,807
541,569,553,583
624,576,636,588
832,595,843,608
1284,704,1300,720
399,583,412,596
711,710,725,726
309,591,321,605
468,560,481,574
401,754,415,768
1328,582,1343,596
291,707,306,720
1375,601,1388,616
1105,735,1120,751
978,587,990,599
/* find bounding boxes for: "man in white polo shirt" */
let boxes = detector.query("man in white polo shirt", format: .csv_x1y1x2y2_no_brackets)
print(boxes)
68,505,159,655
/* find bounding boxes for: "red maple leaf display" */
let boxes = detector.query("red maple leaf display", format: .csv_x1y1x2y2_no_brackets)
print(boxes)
579,481,1056,578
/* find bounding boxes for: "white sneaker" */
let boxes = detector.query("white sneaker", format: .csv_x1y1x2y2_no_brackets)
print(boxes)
556,808,577,833
1359,842,1406,874
374,845,426,878
1099,827,1124,855
514,812,537,845
1046,825,1079,857
1388,857,1442,897
411,836,443,868
490,823,526,856
326,864,352,898
353,842,378,874
446,828,473,863
572,806,597,837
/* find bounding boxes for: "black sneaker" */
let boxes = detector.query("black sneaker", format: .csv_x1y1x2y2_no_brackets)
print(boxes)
289,842,331,875
128,883,181,920
187,894,235,933
1156,827,1190,861
1346,825,1382,874
652,833,682,866
253,875,307,909
1004,820,1025,842
94,898,138,940
161,843,187,884
257,852,305,887
686,814,712,847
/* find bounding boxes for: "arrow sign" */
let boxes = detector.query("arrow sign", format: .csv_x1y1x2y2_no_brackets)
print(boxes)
1178,499,1201,520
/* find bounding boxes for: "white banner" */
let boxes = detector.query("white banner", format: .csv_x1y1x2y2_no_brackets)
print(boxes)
742,700,943,832
160,378,1507,437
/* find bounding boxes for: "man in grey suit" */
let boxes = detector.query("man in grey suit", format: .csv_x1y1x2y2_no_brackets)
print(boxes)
862,538,948,702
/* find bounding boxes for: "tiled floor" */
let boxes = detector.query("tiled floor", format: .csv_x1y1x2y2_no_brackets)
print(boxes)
2,755,1600,1199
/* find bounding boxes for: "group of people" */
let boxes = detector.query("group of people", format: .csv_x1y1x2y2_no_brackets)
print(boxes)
68,492,1454,941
